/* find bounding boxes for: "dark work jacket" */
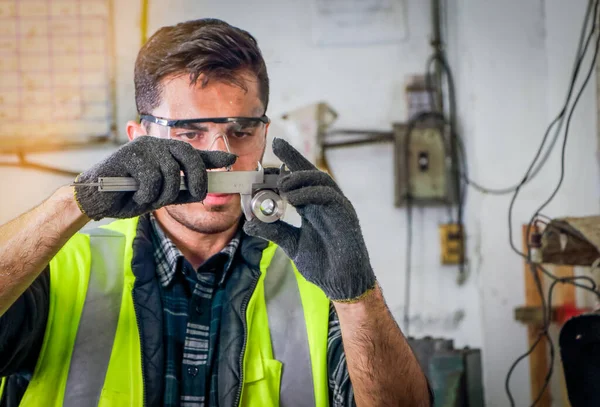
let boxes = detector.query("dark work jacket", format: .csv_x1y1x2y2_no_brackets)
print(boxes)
0,215,269,407
560,312,600,407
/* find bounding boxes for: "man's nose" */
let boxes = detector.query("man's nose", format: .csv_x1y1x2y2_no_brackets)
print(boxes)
207,133,232,154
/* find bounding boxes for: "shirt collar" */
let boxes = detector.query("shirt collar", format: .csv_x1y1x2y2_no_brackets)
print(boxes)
149,213,242,287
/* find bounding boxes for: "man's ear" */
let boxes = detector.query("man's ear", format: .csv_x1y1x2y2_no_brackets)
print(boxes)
126,120,147,141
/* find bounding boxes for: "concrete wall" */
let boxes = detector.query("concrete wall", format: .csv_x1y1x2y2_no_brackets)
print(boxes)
0,0,598,405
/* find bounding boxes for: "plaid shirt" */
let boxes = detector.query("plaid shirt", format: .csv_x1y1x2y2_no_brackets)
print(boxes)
150,215,354,407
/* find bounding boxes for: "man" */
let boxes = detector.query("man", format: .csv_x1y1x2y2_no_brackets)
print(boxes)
0,19,431,406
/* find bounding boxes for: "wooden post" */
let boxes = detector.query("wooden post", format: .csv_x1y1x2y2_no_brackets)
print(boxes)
553,265,575,407
522,225,551,406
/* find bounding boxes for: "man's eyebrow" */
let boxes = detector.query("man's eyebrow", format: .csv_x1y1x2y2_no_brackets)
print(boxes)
181,122,209,130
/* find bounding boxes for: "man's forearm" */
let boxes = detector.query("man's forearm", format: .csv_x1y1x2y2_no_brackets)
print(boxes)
0,186,89,316
334,284,430,407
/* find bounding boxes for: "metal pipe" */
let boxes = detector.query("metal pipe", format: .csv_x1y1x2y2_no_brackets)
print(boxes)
322,129,394,149
326,129,395,137
431,0,444,113
323,135,393,149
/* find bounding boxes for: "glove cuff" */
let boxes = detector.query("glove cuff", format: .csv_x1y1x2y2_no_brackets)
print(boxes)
329,282,378,304
73,173,92,219
73,173,105,221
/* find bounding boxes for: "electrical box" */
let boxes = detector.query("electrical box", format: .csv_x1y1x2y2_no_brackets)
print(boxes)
439,224,464,265
394,123,454,206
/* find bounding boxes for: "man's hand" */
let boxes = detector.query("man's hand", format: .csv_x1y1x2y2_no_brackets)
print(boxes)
243,138,376,302
245,139,431,405
74,136,236,220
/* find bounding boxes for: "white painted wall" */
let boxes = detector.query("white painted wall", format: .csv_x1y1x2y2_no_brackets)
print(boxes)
0,0,598,405
448,0,599,405
138,0,483,345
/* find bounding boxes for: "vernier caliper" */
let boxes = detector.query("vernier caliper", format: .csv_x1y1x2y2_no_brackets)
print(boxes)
72,163,288,223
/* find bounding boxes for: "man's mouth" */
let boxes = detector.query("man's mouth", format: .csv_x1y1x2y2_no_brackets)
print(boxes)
203,193,236,205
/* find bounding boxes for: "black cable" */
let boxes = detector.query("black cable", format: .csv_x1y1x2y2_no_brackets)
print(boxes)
509,0,600,258
525,13,600,256
424,0,466,274
425,49,467,279
404,180,413,336
505,3,600,403
505,261,600,407
403,111,447,336
454,0,596,197
504,256,600,406
424,55,457,227
505,333,545,406
529,263,555,407
531,272,599,407
505,262,548,406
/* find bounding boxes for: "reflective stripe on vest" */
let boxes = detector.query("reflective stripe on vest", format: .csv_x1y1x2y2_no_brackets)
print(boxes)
63,228,125,406
264,247,315,407
18,219,143,407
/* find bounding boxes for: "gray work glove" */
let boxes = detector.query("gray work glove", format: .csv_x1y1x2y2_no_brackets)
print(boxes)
244,138,376,302
74,136,236,220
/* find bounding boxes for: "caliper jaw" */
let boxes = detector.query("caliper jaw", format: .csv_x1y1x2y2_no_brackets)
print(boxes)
240,163,289,223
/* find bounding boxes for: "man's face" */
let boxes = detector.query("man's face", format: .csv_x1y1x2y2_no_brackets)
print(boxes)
128,72,267,234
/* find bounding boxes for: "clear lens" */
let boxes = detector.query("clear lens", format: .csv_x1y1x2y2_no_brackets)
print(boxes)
152,119,266,155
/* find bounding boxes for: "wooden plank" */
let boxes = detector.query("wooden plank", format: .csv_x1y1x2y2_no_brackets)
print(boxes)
523,225,551,407
541,217,600,266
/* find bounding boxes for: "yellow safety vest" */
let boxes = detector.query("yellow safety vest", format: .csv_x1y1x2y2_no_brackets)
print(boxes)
0,218,330,406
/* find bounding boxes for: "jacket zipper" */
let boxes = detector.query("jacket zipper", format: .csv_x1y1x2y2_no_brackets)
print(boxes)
132,288,147,407
233,273,261,407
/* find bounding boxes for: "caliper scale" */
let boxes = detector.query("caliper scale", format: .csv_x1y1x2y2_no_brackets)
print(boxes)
73,163,288,223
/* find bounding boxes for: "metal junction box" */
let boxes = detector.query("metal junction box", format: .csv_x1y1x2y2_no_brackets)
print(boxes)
393,123,455,207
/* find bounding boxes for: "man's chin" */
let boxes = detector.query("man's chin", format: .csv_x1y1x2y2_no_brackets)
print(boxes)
164,201,242,234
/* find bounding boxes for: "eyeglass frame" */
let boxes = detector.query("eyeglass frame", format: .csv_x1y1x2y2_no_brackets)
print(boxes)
139,114,271,128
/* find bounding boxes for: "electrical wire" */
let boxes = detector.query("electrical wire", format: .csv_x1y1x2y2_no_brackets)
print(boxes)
505,261,600,407
508,0,600,258
425,45,467,281
404,178,413,336
427,0,599,402
451,0,596,197
525,12,600,256
505,262,550,406
426,3,600,402
504,2,600,404
403,111,447,336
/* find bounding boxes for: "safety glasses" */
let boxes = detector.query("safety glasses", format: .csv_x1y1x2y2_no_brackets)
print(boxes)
140,114,269,155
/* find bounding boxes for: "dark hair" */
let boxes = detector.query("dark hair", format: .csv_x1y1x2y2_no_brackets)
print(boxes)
134,18,269,115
